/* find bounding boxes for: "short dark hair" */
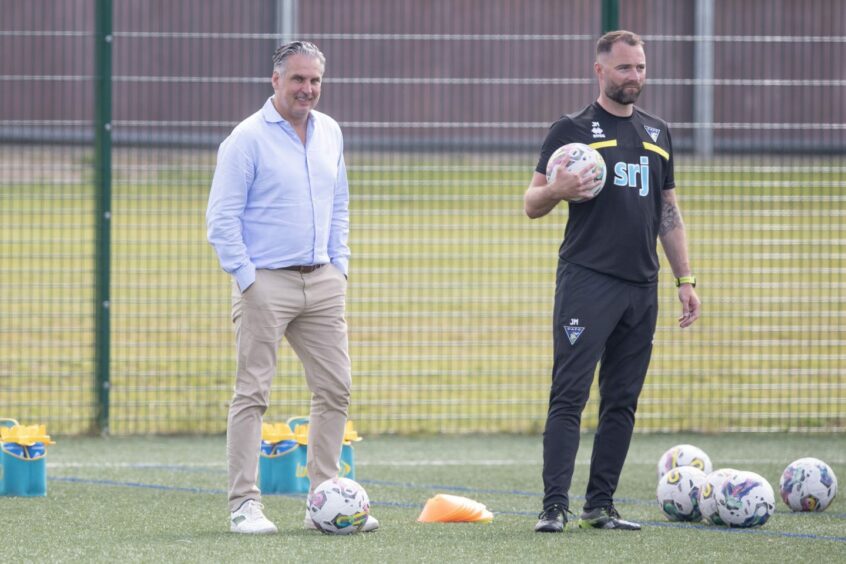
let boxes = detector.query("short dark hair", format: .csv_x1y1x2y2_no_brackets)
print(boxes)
596,30,644,56
272,40,326,73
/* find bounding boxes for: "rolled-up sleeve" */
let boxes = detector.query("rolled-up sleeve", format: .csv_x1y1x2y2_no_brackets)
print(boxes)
206,136,256,292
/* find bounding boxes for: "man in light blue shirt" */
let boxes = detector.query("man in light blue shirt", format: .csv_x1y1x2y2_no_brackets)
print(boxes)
207,41,377,534
207,60,349,291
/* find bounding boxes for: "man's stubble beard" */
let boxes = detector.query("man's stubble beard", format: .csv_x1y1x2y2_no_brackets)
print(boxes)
606,82,643,105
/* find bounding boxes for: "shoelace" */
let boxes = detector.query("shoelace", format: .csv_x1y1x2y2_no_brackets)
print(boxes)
243,501,266,517
538,504,565,520
606,505,621,519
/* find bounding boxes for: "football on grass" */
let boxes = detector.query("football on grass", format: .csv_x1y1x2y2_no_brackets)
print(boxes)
307,477,370,534
716,470,775,528
779,457,838,512
699,468,737,526
657,444,713,480
657,466,707,522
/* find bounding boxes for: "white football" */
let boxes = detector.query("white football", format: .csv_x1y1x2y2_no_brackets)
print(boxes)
545,142,607,202
699,468,737,526
657,466,707,522
657,444,713,480
716,470,775,528
779,457,838,512
307,477,370,534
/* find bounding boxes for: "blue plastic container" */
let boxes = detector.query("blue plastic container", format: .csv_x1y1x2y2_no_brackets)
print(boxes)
0,441,47,497
260,442,355,493
259,439,309,494
259,417,359,493
340,443,355,480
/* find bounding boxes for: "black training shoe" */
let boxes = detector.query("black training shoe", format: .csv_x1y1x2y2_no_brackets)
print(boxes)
534,504,567,533
578,505,641,530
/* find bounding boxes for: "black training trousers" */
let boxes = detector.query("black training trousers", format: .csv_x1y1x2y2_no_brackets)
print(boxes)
541,261,658,512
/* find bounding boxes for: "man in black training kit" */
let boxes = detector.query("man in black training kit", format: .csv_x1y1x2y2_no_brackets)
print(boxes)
524,30,701,533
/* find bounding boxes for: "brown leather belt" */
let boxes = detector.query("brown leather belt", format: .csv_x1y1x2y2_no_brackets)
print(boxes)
279,264,325,274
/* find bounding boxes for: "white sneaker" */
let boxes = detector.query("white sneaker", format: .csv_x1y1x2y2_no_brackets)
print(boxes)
230,500,278,534
303,509,318,530
361,514,380,532
304,509,379,532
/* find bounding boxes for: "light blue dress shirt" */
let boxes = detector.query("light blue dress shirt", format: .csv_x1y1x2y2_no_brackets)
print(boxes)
206,97,350,292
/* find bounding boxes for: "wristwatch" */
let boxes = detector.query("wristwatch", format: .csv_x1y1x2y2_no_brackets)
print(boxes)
675,275,696,288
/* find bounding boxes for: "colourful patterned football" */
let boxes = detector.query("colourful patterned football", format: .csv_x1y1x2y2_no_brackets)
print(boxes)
657,444,713,480
716,470,775,528
307,477,370,534
657,466,707,522
699,468,737,526
545,142,607,202
779,457,838,512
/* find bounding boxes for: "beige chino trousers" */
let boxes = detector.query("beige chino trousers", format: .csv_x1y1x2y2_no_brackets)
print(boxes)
227,264,351,512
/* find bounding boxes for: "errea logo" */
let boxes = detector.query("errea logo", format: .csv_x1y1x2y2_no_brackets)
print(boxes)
613,156,650,197
591,121,606,139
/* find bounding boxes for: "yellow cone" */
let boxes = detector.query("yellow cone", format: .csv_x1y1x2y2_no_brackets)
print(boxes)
417,494,494,523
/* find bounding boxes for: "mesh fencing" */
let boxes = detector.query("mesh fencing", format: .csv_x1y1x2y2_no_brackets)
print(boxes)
1,0,844,434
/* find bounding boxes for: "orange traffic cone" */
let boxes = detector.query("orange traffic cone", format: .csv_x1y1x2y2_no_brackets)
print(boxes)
417,494,494,523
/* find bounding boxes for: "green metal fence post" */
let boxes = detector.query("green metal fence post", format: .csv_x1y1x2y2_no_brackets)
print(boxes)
601,0,620,33
94,0,113,435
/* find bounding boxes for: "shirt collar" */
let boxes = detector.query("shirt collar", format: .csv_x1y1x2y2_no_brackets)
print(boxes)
262,96,315,128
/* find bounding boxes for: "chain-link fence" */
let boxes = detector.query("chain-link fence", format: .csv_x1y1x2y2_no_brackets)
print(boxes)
1,0,844,434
